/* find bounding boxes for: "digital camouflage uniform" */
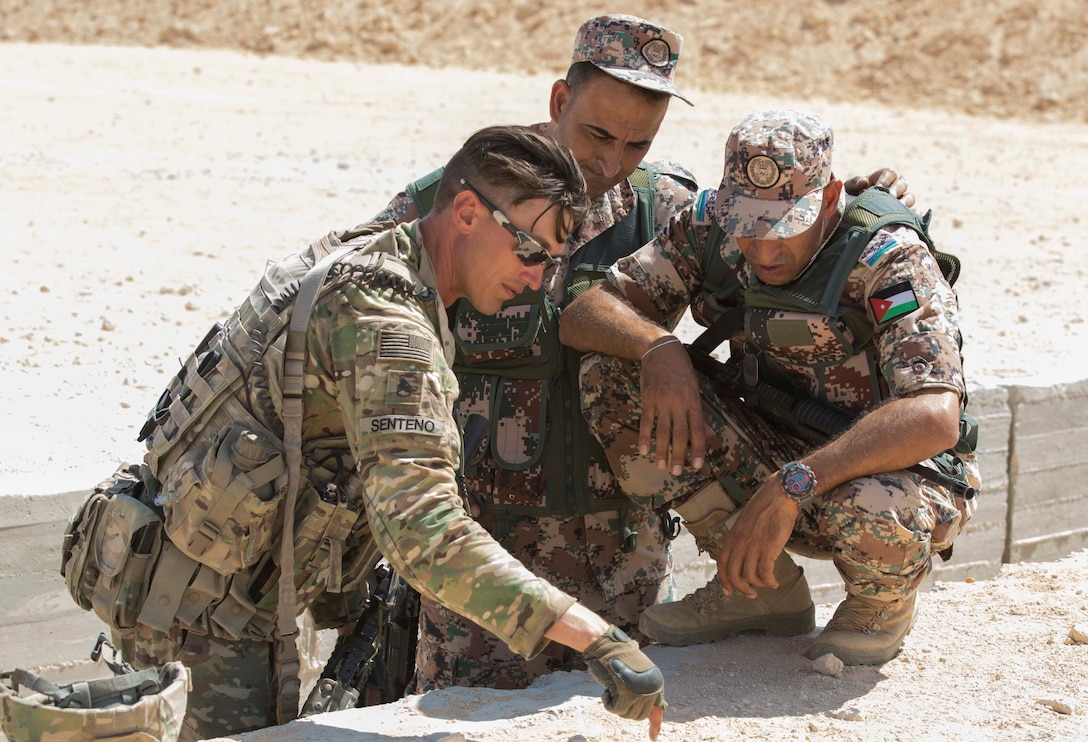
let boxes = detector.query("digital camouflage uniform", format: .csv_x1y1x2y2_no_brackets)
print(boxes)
372,134,697,690
579,167,979,605
121,223,576,739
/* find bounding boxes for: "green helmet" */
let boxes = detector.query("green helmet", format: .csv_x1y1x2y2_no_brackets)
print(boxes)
0,661,188,742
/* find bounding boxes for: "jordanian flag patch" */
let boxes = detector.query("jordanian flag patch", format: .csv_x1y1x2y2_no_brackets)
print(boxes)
869,281,920,323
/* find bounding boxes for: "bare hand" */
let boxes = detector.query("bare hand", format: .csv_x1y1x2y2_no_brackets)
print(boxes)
639,341,706,475
649,705,663,740
842,167,915,209
716,480,799,598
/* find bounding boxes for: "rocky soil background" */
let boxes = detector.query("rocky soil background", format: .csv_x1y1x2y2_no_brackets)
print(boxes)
1,0,1085,123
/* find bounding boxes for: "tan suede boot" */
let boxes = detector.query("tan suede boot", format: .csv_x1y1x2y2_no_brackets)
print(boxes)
639,550,816,646
805,592,918,665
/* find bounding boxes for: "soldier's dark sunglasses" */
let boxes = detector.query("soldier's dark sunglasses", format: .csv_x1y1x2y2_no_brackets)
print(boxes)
460,179,561,269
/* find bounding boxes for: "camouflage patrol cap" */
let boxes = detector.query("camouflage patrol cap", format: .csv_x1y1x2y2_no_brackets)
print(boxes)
709,110,834,239
572,14,693,105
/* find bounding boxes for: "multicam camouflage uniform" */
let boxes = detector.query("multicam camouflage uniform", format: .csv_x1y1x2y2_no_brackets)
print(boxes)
0,662,188,742
124,223,576,739
372,132,697,690
579,186,980,603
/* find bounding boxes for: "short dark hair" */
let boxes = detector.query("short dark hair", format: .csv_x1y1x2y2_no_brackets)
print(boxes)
436,125,588,243
565,61,672,106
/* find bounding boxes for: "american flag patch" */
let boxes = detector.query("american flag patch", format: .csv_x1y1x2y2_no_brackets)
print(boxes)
378,330,433,364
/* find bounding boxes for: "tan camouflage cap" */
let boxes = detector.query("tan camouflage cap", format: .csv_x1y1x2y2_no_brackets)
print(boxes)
709,110,834,239
572,14,693,105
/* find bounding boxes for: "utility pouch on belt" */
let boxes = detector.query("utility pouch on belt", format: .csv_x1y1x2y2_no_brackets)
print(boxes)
61,465,163,638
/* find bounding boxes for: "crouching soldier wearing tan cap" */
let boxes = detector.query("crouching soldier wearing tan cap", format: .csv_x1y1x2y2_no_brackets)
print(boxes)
561,109,979,665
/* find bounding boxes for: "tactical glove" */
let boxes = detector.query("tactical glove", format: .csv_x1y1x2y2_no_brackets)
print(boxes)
582,625,667,721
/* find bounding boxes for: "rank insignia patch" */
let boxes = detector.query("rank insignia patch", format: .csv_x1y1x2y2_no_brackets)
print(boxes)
870,281,920,324
387,370,423,405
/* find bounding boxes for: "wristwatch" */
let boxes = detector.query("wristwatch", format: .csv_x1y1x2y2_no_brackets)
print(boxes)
779,460,817,508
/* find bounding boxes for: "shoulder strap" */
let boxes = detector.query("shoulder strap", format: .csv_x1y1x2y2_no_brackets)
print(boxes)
843,188,961,286
627,162,656,244
273,243,355,725
692,218,746,354
406,167,444,217
563,164,659,302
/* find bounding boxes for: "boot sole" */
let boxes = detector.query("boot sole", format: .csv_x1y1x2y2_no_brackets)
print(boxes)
639,602,816,646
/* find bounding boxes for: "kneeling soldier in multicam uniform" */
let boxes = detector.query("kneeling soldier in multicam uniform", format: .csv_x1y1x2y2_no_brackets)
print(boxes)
561,110,979,665
60,125,666,741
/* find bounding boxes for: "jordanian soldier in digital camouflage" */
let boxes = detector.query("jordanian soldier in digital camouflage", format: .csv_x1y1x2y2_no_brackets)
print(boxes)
372,15,914,692
561,109,979,666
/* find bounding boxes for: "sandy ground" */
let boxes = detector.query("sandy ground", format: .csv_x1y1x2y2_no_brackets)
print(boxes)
2,1,1088,737
220,551,1088,742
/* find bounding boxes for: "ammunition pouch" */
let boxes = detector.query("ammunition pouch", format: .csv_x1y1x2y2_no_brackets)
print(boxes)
160,422,286,575
62,457,365,643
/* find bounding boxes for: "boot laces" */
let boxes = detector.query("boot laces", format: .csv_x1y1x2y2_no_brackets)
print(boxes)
686,578,728,615
827,597,892,634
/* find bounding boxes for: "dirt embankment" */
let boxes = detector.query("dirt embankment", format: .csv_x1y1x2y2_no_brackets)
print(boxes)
1,0,1085,123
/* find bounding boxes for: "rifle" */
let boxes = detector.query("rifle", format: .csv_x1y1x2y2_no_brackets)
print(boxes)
685,345,978,500
299,561,410,714
300,412,491,715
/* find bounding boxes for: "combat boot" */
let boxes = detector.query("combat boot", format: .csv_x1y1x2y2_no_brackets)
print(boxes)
639,550,816,646
805,591,918,665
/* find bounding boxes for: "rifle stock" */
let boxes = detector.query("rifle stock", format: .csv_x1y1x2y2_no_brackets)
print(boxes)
300,562,413,716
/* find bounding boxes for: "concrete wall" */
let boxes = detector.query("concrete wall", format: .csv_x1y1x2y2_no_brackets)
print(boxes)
1,379,1084,679
1004,379,1088,564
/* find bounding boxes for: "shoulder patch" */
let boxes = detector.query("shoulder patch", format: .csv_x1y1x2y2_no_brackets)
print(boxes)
869,280,920,324
692,189,715,226
859,233,903,268
378,329,433,365
386,370,423,405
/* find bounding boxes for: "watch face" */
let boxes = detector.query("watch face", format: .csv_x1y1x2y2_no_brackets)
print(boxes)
783,467,814,497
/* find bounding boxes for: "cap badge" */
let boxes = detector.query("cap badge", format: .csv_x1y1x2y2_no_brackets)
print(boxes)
641,39,671,68
746,155,781,189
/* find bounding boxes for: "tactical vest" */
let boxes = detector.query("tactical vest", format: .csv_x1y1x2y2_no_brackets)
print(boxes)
407,165,658,545
61,223,437,723
693,187,961,411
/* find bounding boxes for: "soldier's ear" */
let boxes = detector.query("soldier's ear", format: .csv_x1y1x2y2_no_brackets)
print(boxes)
549,78,572,123
823,179,844,210
453,189,479,235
